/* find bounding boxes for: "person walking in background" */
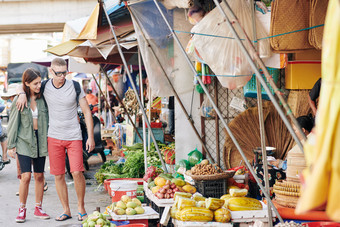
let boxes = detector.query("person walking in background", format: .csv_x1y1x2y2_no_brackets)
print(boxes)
85,88,98,113
308,78,322,116
7,68,50,223
16,58,95,222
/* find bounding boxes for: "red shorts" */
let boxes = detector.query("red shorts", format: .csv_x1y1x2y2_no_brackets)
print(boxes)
48,137,84,175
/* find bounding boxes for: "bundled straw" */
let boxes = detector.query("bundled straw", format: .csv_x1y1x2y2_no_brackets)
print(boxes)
309,0,329,49
224,103,271,169
224,103,295,169
270,0,313,52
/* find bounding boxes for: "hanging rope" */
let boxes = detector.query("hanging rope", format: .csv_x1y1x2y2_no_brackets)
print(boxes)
174,23,324,41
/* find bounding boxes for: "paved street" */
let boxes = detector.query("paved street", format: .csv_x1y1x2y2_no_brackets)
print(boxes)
0,154,112,227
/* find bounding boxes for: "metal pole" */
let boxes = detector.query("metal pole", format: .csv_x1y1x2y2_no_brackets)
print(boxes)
102,0,168,172
127,6,216,164
151,0,282,222
148,82,151,151
90,74,116,121
217,0,306,150
100,66,143,141
139,47,148,172
251,0,272,225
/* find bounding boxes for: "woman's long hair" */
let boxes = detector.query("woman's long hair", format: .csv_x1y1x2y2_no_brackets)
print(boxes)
22,68,42,100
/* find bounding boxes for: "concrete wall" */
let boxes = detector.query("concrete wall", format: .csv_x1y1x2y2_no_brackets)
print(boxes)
173,9,202,161
0,0,96,34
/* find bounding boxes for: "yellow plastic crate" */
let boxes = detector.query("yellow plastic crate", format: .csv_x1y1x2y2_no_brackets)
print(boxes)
285,61,321,89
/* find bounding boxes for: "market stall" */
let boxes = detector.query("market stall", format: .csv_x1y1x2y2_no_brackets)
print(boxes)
43,0,339,226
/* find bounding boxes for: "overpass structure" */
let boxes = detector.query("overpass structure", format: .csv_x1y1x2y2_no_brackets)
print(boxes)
0,0,97,34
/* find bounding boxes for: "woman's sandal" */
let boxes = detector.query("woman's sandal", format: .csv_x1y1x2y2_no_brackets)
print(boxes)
55,213,72,221
78,212,87,221
44,182,48,192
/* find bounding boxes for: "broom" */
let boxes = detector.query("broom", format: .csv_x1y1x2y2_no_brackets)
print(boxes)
224,102,271,169
224,102,296,169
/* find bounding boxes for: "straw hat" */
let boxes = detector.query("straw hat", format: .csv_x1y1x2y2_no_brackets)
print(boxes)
1,84,18,99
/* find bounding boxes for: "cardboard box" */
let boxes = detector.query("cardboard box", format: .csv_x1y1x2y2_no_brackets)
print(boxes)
285,61,321,89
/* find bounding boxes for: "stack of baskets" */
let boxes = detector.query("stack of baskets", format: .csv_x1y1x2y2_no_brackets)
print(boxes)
273,180,301,208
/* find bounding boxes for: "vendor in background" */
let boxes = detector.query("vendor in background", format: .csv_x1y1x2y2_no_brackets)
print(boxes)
0,84,18,165
251,114,315,199
85,89,98,113
308,78,322,116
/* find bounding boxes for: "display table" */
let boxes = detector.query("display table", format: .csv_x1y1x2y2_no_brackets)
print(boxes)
230,204,276,223
144,184,173,207
110,206,159,226
172,219,232,227
144,184,174,226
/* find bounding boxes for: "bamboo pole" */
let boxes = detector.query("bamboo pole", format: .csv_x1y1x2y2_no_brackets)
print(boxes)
138,47,148,172
250,0,273,225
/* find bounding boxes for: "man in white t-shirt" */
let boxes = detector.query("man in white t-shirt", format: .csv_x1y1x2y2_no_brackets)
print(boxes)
17,58,95,221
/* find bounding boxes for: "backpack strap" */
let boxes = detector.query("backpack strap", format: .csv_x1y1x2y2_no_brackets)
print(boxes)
40,79,50,94
72,80,81,105
40,79,50,107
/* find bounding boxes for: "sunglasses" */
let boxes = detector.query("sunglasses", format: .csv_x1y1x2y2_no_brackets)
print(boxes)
52,68,68,77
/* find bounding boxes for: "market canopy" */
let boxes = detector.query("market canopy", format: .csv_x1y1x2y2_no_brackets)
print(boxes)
45,1,137,63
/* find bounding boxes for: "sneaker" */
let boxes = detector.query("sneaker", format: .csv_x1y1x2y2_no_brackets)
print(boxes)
34,206,50,219
16,207,26,223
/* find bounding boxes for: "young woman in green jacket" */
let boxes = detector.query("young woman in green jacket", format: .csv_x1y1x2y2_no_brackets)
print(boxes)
7,68,50,223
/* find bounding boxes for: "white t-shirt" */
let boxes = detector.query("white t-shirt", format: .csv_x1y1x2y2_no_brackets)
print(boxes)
43,79,85,140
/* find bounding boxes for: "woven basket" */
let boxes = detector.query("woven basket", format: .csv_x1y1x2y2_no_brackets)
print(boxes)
273,180,301,208
270,0,313,52
309,0,329,49
275,194,300,208
189,171,235,181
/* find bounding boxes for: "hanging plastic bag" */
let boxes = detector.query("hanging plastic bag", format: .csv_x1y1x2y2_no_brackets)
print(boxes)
200,97,216,118
191,0,271,89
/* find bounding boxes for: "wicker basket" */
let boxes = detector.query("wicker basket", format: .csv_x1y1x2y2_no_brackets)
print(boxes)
309,0,329,49
189,170,235,181
273,180,301,208
275,194,300,208
270,0,313,52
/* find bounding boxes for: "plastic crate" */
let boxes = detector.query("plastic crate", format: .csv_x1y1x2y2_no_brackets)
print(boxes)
243,67,280,100
195,179,228,198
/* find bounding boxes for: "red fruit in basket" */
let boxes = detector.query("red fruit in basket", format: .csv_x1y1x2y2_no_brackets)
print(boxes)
165,180,171,185
170,193,174,198
159,188,166,194
170,183,176,189
156,192,164,199
167,189,173,194
163,184,170,190
173,188,179,192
